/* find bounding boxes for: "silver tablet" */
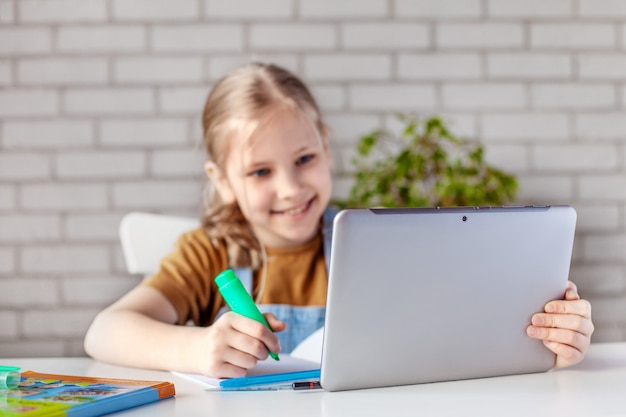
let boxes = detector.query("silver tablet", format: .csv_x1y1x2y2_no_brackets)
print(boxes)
321,206,576,391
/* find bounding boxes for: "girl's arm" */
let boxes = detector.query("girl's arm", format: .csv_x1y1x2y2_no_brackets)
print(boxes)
526,281,594,368
83,286,284,377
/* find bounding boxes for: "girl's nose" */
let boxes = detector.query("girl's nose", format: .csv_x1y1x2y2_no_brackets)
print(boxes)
275,169,302,199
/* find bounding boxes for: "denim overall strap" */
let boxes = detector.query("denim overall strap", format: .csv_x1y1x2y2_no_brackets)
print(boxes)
257,304,326,353
322,206,338,270
231,267,253,296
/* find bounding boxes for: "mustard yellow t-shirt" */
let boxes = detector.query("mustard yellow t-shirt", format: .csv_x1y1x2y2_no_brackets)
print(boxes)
141,228,328,326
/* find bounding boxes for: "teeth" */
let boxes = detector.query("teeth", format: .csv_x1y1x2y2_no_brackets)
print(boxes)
283,203,308,215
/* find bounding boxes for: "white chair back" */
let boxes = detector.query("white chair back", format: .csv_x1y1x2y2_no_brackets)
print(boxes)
119,212,200,275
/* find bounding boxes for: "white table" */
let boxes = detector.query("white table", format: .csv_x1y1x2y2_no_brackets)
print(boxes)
2,342,626,417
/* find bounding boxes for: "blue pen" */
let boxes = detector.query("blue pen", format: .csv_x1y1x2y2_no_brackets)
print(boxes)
215,384,293,391
219,369,321,389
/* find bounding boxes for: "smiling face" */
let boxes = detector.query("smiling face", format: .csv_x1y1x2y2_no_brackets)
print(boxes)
209,107,333,248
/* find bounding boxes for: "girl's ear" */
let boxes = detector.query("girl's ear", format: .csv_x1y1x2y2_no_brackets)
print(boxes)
205,161,236,204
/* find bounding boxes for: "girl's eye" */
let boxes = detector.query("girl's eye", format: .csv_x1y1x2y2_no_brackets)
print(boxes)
250,168,270,178
296,154,315,165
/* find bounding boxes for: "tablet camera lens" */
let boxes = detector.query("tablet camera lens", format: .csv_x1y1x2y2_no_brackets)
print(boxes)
462,216,467,222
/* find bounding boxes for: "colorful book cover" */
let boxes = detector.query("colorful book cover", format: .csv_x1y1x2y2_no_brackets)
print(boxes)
0,371,175,416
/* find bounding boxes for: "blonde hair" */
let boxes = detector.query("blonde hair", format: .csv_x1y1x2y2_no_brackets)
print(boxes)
201,62,326,270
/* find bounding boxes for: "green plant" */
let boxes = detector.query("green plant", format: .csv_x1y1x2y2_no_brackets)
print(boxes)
335,114,518,209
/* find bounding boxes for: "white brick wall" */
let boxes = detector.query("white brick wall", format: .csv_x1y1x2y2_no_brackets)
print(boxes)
152,25,243,52
0,28,52,55
158,86,208,114
349,85,437,111
23,309,99,337
2,120,94,148
18,0,107,23
62,276,141,305
571,265,624,296
342,23,429,49
65,214,125,241
21,184,108,210
304,55,391,80
114,57,203,84
395,0,480,18
0,89,58,117
0,247,15,273
250,24,336,50
58,26,146,53
531,145,618,171
0,60,11,85
301,0,387,18
64,88,154,116
0,186,15,211
530,24,616,49
579,54,626,80
485,145,529,172
443,84,526,110
311,85,345,111
517,176,574,202
576,113,626,139
0,311,17,339
100,119,188,147
487,0,571,18
482,113,570,141
0,1,15,24
21,245,110,274
0,215,61,242
207,54,298,81
487,53,571,79
398,54,482,80
579,0,626,17
113,0,199,21
18,58,109,85
579,176,626,201
56,151,146,179
324,114,381,142
531,84,616,109
576,205,620,232
583,234,626,262
0,279,59,307
1,0,625,358
206,0,292,19
150,149,205,177
0,153,50,180
112,181,202,209
437,23,524,49
0,342,66,358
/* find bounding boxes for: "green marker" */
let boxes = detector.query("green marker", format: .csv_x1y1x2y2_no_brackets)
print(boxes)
0,365,21,389
215,269,280,361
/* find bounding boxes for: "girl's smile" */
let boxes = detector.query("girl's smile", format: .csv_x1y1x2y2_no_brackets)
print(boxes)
271,197,315,217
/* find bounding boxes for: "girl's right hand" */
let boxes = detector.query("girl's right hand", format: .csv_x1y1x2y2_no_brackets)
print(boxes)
198,312,285,378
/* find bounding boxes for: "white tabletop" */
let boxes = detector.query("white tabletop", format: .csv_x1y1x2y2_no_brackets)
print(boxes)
2,342,626,417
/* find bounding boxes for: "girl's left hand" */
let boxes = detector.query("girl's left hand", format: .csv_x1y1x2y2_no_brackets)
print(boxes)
526,281,594,368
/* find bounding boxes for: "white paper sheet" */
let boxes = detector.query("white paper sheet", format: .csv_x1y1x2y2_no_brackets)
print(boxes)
173,354,320,389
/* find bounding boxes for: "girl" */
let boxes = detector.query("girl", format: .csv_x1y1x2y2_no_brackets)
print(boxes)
84,63,594,378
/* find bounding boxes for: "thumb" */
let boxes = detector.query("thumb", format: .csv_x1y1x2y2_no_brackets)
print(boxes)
264,313,286,333
564,281,581,301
